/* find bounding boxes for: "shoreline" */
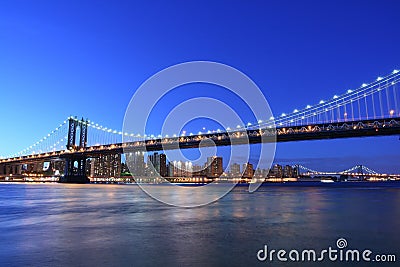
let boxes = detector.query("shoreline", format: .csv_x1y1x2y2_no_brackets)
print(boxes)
1,180,400,188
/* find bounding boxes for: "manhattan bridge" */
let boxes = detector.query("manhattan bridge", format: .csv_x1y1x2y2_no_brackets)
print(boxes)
1,70,399,183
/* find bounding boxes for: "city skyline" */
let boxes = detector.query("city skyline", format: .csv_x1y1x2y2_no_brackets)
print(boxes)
6,149,395,180
1,1,400,172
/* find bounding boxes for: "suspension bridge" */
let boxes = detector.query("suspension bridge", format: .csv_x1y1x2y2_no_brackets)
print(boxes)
294,164,393,178
0,69,399,182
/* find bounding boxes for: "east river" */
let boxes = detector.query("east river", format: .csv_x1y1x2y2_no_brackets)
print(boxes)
0,183,399,266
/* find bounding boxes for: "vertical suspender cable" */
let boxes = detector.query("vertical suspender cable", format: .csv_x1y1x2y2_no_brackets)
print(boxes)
385,80,391,115
371,91,376,119
357,91,361,120
393,82,398,115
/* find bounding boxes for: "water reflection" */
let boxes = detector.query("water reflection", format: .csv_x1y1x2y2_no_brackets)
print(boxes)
0,184,399,266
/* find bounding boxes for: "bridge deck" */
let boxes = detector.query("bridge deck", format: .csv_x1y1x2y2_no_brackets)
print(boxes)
1,118,399,164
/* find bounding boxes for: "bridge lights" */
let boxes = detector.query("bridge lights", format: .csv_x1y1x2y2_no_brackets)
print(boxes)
306,105,311,109
333,95,338,99
319,100,324,104
293,109,298,113
376,77,383,81
393,70,399,74
281,113,286,117
362,83,368,87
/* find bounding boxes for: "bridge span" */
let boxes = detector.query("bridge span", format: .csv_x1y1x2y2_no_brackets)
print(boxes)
0,69,399,182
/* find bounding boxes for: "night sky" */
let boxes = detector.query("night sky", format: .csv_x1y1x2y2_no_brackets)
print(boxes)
1,0,399,172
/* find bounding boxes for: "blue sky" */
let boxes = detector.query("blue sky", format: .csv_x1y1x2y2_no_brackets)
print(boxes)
1,0,400,172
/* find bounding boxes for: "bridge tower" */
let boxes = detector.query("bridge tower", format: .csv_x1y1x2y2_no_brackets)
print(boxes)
59,117,90,183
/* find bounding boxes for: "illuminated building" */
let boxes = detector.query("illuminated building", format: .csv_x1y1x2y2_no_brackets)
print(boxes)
168,160,193,177
269,164,283,178
283,165,294,178
242,162,254,178
230,163,241,177
126,151,145,176
206,156,223,178
148,152,167,177
90,153,121,177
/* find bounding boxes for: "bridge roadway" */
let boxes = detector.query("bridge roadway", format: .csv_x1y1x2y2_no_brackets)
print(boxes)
1,117,400,165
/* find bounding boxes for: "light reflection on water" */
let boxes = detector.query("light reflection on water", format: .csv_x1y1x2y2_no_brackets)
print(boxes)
0,183,399,266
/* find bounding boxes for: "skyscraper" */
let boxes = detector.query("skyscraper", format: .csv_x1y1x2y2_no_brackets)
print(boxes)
242,162,254,178
148,152,167,177
206,156,223,178
126,151,145,176
90,153,121,177
283,165,294,178
271,164,283,178
230,163,241,177
167,160,193,177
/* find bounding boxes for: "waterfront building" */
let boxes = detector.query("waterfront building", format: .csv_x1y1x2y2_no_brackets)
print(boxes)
206,156,223,178
168,160,193,177
242,162,254,178
283,165,294,178
148,152,167,177
230,163,241,177
90,153,121,177
293,165,300,177
126,151,146,176
254,168,263,178
269,164,283,178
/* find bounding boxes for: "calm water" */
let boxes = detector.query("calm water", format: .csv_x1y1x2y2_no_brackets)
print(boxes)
0,183,399,266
